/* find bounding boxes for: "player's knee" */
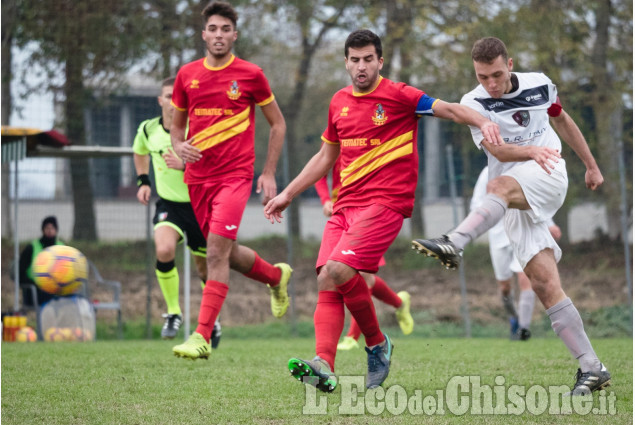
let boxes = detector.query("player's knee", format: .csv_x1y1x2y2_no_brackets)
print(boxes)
317,265,338,291
155,246,176,262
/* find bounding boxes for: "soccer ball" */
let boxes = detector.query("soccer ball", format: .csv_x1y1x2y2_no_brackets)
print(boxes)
44,327,67,342
33,245,88,295
15,326,37,342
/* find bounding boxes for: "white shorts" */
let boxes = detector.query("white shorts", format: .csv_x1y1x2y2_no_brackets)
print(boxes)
489,243,523,281
502,160,567,268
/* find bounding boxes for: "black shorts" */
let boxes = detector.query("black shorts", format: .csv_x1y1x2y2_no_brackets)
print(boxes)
153,198,207,256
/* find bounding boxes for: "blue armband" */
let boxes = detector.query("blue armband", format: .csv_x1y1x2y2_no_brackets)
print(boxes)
415,94,438,116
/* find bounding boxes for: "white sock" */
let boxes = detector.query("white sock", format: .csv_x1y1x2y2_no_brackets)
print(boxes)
547,297,602,373
450,194,507,250
518,289,535,329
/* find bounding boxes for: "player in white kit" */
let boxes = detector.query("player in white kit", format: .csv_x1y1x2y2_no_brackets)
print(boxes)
412,37,610,395
471,166,561,340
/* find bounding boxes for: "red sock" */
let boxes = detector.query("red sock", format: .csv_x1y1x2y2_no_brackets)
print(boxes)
336,274,384,347
314,291,344,371
243,253,282,286
346,316,362,340
195,280,229,342
371,276,402,309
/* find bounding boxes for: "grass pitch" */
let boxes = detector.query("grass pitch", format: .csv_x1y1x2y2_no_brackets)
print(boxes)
2,336,631,424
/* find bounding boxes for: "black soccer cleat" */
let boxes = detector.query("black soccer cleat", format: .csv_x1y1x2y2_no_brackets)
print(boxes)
161,313,182,340
566,363,611,396
518,328,531,341
412,236,463,270
211,318,222,349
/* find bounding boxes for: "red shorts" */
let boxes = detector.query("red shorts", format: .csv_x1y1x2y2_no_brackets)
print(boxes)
316,204,403,274
188,178,252,240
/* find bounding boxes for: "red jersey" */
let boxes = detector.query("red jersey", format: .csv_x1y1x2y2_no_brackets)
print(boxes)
172,55,275,184
321,77,425,217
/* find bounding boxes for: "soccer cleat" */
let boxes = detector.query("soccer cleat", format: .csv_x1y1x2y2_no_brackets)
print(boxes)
509,317,520,340
269,263,292,318
411,236,463,270
518,328,531,341
211,318,222,349
288,356,337,393
566,363,611,396
337,336,359,351
395,291,414,335
161,313,182,340
365,334,393,389
172,332,211,360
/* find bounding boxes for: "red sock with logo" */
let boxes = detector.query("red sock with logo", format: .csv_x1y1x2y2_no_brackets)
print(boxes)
243,253,282,286
336,273,384,347
314,291,344,371
195,280,229,342
371,276,402,309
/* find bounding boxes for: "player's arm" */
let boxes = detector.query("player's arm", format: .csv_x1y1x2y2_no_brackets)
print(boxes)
170,108,201,164
264,142,339,223
314,174,334,217
550,109,603,190
257,100,287,205
481,139,562,174
133,153,152,206
429,99,504,146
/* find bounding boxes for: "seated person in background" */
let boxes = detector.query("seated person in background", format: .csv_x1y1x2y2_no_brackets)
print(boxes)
18,216,64,307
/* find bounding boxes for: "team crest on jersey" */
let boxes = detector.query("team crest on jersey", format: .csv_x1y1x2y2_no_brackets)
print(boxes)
371,103,388,125
158,212,168,222
512,110,530,127
190,79,200,89
227,80,242,100
340,106,349,117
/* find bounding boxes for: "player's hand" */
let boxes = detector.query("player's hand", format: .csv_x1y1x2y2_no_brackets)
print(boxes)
585,167,604,190
264,192,292,223
530,146,561,174
322,200,333,217
174,137,201,163
480,122,504,146
549,224,562,242
162,148,185,170
256,172,277,205
136,185,151,206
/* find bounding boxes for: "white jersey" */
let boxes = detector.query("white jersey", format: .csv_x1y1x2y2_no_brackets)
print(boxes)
461,72,561,179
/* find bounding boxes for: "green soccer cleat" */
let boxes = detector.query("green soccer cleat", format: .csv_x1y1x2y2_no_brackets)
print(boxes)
395,291,414,336
337,336,359,351
269,263,292,318
288,356,337,393
172,332,211,360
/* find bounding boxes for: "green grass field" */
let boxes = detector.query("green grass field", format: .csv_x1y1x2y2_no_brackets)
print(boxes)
2,336,632,424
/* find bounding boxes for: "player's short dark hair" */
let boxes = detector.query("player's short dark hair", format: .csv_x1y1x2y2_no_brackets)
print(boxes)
471,37,508,63
345,29,382,59
202,1,237,29
161,76,176,88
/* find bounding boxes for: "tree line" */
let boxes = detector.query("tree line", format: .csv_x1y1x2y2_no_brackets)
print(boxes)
1,0,631,241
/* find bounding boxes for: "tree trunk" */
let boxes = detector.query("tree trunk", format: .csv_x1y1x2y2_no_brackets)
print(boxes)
65,53,97,240
1,0,15,238
591,0,621,239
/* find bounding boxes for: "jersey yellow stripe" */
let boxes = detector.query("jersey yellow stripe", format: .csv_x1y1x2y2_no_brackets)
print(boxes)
191,107,251,151
340,131,414,186
257,94,275,107
321,135,338,145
